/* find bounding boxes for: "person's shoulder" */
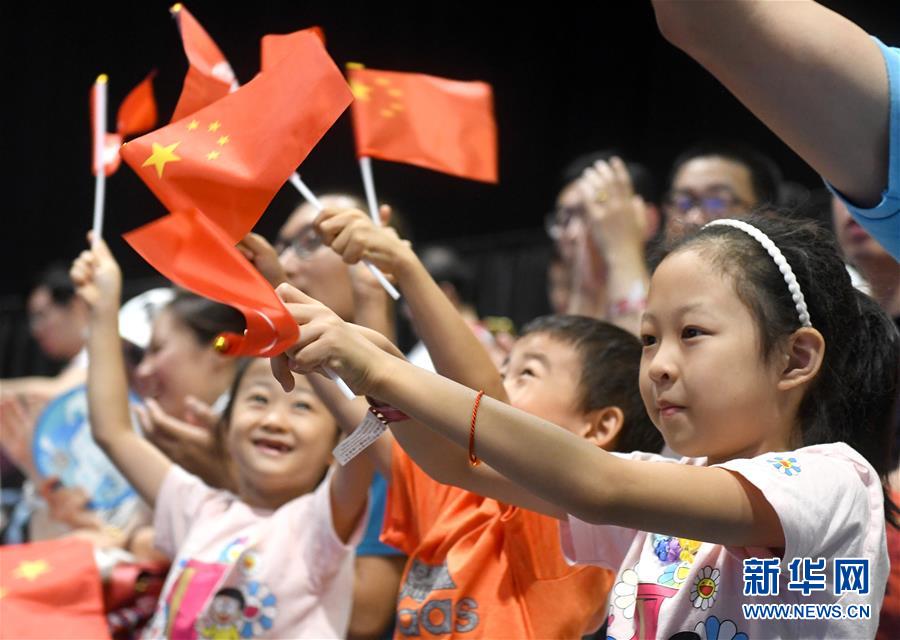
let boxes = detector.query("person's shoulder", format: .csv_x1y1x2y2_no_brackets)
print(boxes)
783,442,878,480
728,442,882,499
166,464,240,510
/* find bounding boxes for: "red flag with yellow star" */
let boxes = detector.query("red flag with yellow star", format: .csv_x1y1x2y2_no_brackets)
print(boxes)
124,208,299,357
121,28,352,242
169,3,237,123
348,66,498,183
0,538,110,639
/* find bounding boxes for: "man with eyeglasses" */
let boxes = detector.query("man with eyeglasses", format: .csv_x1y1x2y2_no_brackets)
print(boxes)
274,194,366,322
662,142,782,239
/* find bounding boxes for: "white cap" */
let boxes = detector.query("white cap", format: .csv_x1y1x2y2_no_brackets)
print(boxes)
118,288,175,349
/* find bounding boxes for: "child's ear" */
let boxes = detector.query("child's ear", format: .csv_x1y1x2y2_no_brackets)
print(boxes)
579,406,625,450
777,327,825,391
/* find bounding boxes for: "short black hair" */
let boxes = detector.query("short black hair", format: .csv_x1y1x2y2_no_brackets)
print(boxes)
561,150,660,204
520,315,663,454
669,141,783,206
419,246,476,307
166,290,246,346
214,587,245,609
32,262,76,306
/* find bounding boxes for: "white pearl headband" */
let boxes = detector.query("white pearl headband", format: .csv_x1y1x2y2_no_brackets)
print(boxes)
703,219,813,328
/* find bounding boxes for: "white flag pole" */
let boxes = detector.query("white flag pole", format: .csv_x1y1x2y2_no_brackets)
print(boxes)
287,173,400,300
358,156,380,225
91,74,108,246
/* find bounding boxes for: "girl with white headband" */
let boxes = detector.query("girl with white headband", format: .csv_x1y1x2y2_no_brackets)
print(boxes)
275,213,899,639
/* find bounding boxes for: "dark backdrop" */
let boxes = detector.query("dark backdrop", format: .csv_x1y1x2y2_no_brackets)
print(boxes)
2,0,897,374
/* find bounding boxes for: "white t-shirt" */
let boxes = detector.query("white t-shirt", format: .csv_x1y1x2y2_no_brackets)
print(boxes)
561,442,888,639
144,465,364,639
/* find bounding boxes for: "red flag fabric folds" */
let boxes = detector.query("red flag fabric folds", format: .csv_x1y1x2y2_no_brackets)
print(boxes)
0,539,111,639
260,27,326,73
348,66,498,183
124,209,299,357
121,29,352,242
169,3,237,123
117,73,158,138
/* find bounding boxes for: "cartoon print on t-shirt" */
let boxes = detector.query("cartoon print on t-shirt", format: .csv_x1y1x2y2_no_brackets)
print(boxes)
689,567,720,610
665,614,749,640
238,581,278,638
607,534,707,639
197,587,244,639
148,536,280,639
768,456,802,477
612,568,639,619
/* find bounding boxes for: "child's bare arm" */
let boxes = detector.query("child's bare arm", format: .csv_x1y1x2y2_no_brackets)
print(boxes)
280,295,785,549
275,286,569,520
315,208,506,401
652,0,888,208
70,237,171,507
329,440,375,544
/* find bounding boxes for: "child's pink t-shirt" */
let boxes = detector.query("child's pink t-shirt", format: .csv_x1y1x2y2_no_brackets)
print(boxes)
143,466,364,640
561,442,888,639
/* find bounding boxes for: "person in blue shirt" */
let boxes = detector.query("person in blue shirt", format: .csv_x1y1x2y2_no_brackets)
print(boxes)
652,0,900,260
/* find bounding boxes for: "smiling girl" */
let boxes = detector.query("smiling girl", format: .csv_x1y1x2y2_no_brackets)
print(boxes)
276,214,899,639
70,237,372,639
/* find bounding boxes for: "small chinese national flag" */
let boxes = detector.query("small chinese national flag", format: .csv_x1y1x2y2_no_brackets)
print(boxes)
169,3,237,123
124,208,299,357
121,28,352,242
348,66,498,183
91,73,158,176
0,539,110,639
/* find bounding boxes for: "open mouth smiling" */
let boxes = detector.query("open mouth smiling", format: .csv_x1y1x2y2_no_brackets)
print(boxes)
251,437,294,456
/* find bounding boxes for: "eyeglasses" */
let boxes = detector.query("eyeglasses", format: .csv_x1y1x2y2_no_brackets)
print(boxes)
544,206,586,240
275,224,322,259
663,190,746,219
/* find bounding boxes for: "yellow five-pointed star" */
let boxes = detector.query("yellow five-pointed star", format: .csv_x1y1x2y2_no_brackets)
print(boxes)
142,142,182,178
187,119,199,131
208,121,221,132
217,135,230,146
206,150,220,161
349,80,372,101
14,559,50,582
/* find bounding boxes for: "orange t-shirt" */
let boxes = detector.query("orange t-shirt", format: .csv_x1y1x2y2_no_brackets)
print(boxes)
381,441,613,638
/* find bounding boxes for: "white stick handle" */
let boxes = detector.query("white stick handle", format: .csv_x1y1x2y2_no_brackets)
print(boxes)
358,156,380,225
364,262,401,300
288,172,400,300
324,366,356,399
288,172,323,210
91,76,108,245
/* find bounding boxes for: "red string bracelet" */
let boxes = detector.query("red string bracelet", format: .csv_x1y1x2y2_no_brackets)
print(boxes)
469,390,485,467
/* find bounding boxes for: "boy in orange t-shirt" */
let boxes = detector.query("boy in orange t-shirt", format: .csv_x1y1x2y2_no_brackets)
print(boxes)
384,438,609,638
